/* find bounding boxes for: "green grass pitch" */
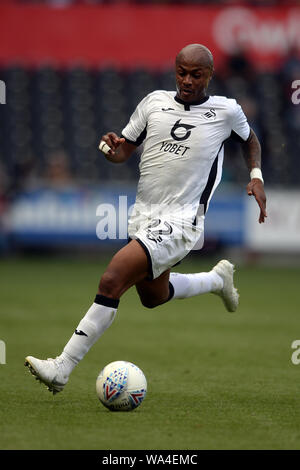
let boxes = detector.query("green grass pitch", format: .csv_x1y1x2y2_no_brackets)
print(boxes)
0,254,300,450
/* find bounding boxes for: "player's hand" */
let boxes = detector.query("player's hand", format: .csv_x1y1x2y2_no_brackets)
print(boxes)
99,132,125,156
247,179,267,224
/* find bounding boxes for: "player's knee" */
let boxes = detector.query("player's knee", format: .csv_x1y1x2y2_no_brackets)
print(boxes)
140,298,158,309
98,271,121,298
139,295,166,309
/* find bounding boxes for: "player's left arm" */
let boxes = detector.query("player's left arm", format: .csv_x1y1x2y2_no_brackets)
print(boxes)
240,128,267,224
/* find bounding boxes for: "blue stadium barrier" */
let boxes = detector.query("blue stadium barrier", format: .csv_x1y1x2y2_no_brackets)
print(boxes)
4,185,245,248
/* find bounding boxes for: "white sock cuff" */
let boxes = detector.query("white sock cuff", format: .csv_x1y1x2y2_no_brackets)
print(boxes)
78,302,117,335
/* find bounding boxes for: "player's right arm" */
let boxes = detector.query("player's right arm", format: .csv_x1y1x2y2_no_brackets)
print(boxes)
99,132,136,163
100,94,150,163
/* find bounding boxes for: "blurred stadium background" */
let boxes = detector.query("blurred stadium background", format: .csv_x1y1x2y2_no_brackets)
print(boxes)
0,0,299,260
0,0,300,261
1,0,300,452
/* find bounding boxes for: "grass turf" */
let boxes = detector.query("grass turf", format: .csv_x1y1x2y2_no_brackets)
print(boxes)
0,254,300,450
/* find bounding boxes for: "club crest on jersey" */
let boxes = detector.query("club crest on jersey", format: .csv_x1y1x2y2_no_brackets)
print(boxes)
201,108,216,120
170,119,196,141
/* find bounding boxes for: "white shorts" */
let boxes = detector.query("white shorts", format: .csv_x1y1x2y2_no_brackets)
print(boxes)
128,215,204,280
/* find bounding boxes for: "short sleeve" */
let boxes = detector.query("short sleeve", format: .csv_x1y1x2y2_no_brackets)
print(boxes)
231,100,250,142
121,95,149,146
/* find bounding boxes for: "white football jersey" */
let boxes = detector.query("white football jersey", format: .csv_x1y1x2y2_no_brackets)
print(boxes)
122,90,250,231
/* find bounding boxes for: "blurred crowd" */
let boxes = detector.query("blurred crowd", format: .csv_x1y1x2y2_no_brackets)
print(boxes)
0,49,299,213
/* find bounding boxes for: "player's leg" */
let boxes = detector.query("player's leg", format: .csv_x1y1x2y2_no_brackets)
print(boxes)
131,218,238,312
60,240,149,366
167,260,239,312
135,269,171,309
25,240,150,393
97,239,150,298
135,260,238,313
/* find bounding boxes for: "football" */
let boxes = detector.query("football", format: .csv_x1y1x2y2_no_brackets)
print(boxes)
96,361,147,411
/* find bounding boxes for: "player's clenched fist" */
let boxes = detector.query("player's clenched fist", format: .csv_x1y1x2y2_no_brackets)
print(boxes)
99,132,125,156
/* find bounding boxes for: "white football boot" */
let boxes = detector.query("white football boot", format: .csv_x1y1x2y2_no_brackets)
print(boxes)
24,355,69,394
211,259,239,312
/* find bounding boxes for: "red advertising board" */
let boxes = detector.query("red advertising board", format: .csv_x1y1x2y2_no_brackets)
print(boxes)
0,5,299,70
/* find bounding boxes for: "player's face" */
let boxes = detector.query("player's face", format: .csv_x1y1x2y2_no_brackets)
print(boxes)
175,61,212,103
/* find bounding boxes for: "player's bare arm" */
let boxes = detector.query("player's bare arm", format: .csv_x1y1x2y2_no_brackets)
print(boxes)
99,132,136,163
241,128,267,224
